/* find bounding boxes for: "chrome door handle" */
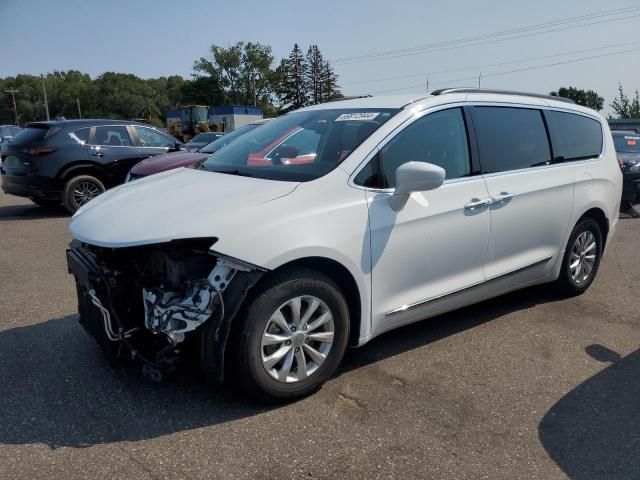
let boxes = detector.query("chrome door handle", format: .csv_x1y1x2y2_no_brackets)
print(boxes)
464,198,492,210
492,192,515,203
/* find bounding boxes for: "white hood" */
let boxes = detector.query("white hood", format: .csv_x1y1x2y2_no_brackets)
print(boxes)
69,168,299,248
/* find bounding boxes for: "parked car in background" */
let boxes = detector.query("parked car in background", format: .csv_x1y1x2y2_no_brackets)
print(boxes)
0,125,21,145
184,132,226,151
67,89,621,401
125,118,271,181
0,119,181,212
612,130,640,209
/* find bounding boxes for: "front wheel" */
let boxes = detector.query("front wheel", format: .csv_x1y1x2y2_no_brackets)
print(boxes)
62,175,105,213
233,268,350,402
554,217,603,296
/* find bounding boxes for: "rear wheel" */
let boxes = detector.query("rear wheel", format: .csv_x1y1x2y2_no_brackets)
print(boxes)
62,175,105,213
555,217,603,296
233,268,349,402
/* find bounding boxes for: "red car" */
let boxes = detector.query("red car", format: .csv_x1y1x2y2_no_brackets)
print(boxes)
125,119,271,182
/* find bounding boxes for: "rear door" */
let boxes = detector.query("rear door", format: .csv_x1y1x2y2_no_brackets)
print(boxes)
471,105,574,285
89,125,140,184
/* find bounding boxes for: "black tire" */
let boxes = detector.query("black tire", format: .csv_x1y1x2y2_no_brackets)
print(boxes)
232,267,350,402
62,175,105,213
555,217,603,296
31,198,60,208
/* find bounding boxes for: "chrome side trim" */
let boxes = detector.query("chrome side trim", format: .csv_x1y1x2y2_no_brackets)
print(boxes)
385,255,553,317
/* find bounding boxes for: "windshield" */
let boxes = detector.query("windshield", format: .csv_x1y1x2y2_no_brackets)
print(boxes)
202,109,398,181
613,133,640,153
199,122,263,154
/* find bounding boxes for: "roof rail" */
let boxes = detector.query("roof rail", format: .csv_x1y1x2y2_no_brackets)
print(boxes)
430,88,575,104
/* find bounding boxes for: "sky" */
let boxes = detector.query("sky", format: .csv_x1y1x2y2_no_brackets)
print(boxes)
1,0,640,114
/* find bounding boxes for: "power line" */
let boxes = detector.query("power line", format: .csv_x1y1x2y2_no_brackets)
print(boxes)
368,46,640,95
342,41,640,86
334,6,640,65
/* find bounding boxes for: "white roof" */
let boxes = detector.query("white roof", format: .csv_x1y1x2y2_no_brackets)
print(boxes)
299,90,601,119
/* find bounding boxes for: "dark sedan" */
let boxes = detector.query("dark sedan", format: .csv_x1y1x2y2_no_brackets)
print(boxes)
0,119,182,212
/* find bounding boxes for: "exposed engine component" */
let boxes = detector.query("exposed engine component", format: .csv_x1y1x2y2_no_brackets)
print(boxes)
67,239,265,382
143,258,254,343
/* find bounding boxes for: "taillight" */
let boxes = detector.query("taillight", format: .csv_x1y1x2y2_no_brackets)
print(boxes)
20,147,58,156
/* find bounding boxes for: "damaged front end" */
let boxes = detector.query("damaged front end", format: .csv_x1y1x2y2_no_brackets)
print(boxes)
66,238,264,382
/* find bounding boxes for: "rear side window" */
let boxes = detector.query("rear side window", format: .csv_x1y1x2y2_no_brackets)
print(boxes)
93,126,133,146
546,111,603,161
10,126,49,145
473,107,551,173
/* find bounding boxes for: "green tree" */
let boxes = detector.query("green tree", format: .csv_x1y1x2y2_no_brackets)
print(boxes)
280,44,309,111
549,86,604,111
306,45,324,105
610,83,640,119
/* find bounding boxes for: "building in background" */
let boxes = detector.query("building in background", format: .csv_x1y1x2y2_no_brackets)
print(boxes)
209,105,263,132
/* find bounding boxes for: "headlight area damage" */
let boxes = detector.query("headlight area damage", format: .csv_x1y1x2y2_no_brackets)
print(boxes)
66,238,265,382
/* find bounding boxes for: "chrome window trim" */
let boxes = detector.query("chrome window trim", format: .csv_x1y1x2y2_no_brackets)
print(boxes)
348,101,607,191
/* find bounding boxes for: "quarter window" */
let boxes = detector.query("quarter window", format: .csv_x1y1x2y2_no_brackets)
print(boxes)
93,126,133,147
134,126,175,147
546,111,603,161
378,108,471,188
473,107,551,174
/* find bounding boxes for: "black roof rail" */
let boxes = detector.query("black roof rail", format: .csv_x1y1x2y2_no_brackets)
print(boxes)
324,95,373,103
429,88,575,104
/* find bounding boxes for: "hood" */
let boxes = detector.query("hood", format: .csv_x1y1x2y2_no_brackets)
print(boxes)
130,150,207,176
69,168,299,247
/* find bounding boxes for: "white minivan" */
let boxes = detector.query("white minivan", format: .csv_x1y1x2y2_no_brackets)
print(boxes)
67,89,622,400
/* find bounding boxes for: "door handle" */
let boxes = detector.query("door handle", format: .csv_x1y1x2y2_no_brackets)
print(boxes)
464,198,492,210
491,192,515,204
93,151,104,158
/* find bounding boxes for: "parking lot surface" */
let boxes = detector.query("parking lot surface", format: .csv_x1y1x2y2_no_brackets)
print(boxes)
0,191,638,480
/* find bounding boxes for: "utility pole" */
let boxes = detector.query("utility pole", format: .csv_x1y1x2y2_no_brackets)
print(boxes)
41,75,50,121
76,98,82,119
478,72,482,88
426,76,430,93
5,89,19,125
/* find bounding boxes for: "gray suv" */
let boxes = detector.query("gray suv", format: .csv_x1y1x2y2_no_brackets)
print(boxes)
0,119,181,212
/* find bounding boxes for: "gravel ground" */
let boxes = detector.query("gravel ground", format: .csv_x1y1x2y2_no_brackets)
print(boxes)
0,191,638,480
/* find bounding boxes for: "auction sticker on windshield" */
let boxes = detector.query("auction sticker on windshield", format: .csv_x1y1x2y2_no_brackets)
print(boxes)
335,112,380,121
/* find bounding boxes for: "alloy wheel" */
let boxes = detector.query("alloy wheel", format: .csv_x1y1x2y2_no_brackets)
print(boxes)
72,181,101,207
570,231,597,284
260,295,335,383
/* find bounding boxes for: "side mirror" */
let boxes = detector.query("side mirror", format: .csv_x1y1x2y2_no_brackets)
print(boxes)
389,161,446,211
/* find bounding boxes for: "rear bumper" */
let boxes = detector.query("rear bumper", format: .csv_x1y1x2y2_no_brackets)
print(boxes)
1,172,60,200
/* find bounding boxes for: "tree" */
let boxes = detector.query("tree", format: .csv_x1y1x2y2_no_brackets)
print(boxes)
610,83,640,119
549,86,604,111
193,41,276,107
306,45,324,105
321,60,341,102
280,44,309,111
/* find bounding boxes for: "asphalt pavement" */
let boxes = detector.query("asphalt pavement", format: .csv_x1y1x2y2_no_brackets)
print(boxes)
0,191,638,480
